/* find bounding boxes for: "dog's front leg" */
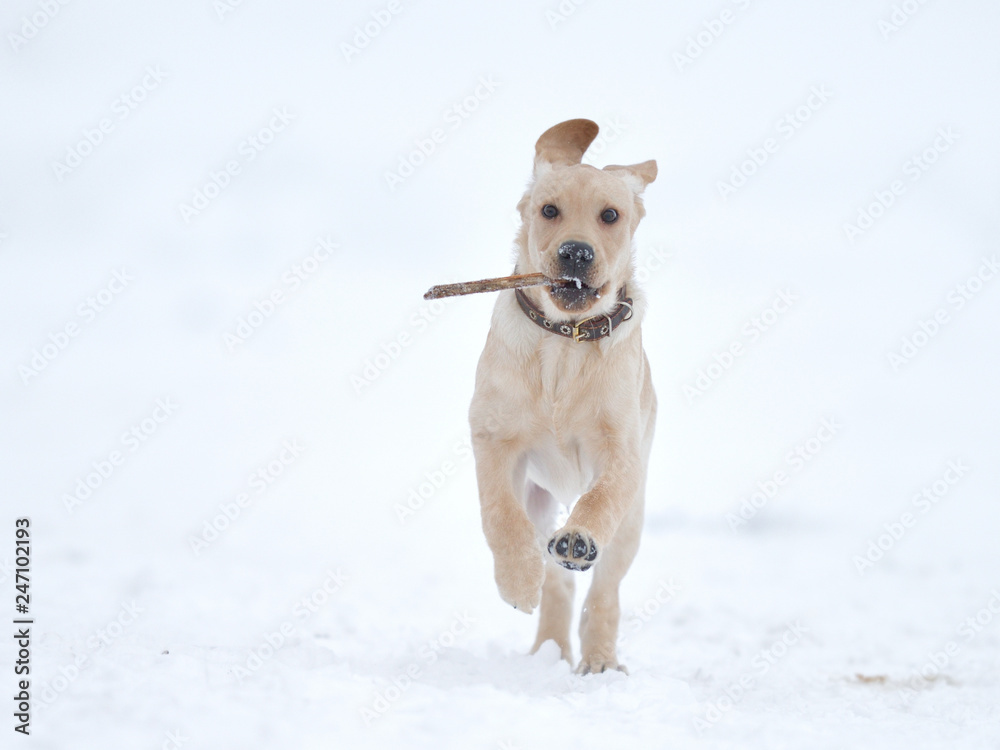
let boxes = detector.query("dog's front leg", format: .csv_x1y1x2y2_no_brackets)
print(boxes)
547,446,641,573
472,435,544,614
548,446,644,674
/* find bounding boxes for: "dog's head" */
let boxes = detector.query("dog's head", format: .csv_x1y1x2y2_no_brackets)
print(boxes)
515,119,656,319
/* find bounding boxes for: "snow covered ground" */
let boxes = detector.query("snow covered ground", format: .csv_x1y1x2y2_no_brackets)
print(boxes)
2,0,1000,747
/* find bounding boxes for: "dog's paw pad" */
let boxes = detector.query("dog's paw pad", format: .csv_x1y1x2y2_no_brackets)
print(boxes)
547,528,598,571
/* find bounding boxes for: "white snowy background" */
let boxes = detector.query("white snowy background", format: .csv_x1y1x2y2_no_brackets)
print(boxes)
2,0,999,747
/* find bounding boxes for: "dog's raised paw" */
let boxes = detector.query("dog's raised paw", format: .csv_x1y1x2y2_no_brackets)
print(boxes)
547,527,599,571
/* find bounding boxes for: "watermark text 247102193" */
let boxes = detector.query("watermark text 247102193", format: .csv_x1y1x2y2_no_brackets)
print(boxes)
14,518,32,736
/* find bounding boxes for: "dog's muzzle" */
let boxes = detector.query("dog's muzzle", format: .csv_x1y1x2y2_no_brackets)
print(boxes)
551,241,600,310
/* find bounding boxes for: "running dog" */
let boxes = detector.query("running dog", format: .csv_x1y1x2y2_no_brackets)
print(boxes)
469,118,657,674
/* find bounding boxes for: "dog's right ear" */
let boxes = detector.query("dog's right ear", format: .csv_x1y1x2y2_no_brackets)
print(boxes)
533,119,599,176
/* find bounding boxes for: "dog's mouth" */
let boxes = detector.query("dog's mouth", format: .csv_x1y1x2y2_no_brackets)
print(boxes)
548,277,607,312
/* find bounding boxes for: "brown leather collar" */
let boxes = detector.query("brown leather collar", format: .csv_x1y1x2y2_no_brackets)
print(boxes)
515,285,634,342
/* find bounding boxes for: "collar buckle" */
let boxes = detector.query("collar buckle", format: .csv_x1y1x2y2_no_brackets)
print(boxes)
572,318,594,342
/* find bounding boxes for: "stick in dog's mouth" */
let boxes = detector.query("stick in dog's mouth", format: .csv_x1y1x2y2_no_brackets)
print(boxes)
423,273,576,300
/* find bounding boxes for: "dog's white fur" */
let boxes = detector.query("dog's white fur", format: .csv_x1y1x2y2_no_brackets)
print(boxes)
469,119,657,674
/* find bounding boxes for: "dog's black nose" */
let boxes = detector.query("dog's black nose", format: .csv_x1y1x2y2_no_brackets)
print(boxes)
558,242,594,265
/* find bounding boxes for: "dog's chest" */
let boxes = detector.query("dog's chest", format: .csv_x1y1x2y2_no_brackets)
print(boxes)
524,435,598,504
537,339,589,399
523,339,604,501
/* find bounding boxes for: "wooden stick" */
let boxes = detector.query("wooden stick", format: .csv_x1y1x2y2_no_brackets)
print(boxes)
423,273,556,300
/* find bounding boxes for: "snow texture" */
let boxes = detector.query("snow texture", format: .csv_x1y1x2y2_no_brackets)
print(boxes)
559,275,584,290
1,1,999,748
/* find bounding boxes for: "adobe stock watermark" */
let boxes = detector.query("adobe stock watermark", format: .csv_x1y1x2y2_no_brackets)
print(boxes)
7,0,73,52
351,294,457,394
223,235,337,352
897,588,999,704
213,0,247,22
341,0,403,62
694,621,809,733
726,418,840,531
843,127,959,244
581,115,628,166
383,76,500,192
617,578,681,651
395,406,504,522
35,600,143,711
188,440,305,555
359,611,477,724
18,268,133,385
636,242,673,275
633,244,673,287
853,460,969,574
684,289,798,401
232,567,348,682
672,0,753,71
545,0,588,30
395,435,473,523
887,255,998,370
61,398,179,513
51,66,167,182
156,729,189,750
178,107,295,222
879,0,932,40
717,85,832,200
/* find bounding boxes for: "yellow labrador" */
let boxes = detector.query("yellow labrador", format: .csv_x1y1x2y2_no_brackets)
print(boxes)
469,119,657,674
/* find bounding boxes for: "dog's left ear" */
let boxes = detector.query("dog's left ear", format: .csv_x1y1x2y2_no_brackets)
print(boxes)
604,160,658,195
534,119,600,175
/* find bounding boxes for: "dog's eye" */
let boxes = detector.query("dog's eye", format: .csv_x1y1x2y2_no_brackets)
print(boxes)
601,208,619,224
541,204,559,219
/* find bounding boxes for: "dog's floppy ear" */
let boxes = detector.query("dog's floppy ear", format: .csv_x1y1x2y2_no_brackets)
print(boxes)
534,119,599,174
604,160,658,195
